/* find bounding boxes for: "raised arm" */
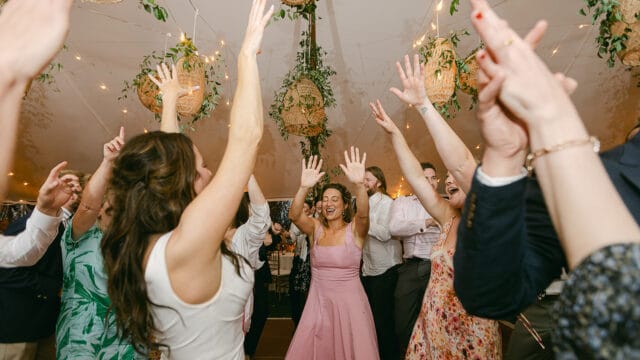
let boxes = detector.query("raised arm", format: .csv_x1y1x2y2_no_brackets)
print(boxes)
371,100,453,225
340,147,369,244
0,0,73,202
0,161,73,267
390,54,475,193
289,156,324,238
148,63,198,133
72,127,124,239
171,0,274,266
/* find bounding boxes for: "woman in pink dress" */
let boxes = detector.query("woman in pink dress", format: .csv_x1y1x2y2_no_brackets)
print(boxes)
286,149,379,360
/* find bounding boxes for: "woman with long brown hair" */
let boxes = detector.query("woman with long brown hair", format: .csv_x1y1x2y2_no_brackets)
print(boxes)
100,1,274,358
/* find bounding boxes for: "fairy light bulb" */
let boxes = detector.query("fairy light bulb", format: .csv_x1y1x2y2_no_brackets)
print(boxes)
436,0,443,12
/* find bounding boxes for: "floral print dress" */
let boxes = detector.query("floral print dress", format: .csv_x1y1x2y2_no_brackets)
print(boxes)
55,225,140,360
406,217,501,359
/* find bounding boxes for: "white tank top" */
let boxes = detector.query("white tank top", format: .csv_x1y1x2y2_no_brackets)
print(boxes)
145,232,254,359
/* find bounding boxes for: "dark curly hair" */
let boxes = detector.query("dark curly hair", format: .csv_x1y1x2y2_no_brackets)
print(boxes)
318,183,354,226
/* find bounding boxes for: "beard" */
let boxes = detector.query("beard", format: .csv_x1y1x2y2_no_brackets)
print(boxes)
366,188,376,197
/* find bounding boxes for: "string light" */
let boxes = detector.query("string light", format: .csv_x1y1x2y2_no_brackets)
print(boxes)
224,73,229,80
23,182,28,186
431,23,436,31
226,99,230,106
99,84,107,90
7,172,14,176
143,128,148,133
552,47,559,55
205,56,210,63
75,55,82,61
475,144,481,150
436,0,443,11
180,32,186,42
578,24,589,29
220,40,225,47
122,109,128,114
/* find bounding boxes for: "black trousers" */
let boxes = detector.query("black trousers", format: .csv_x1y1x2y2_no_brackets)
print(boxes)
244,264,270,356
289,256,309,327
394,258,431,356
505,295,557,360
362,265,400,360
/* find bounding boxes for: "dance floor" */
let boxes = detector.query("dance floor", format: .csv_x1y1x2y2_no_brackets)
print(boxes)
254,318,295,360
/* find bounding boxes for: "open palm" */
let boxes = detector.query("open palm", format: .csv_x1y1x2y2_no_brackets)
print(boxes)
340,146,366,184
300,156,325,189
390,54,430,106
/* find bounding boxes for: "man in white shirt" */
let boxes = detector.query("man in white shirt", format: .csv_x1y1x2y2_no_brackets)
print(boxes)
361,166,401,360
389,162,441,355
0,162,76,267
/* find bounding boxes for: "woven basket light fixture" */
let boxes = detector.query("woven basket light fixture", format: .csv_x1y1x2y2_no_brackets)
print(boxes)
281,0,311,6
459,52,479,95
282,77,325,137
611,0,640,66
175,55,206,116
137,76,162,114
424,38,457,104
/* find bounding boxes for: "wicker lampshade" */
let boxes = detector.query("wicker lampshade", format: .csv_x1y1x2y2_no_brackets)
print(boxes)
424,38,457,104
610,0,640,66
282,0,310,6
137,75,162,114
459,52,479,95
282,77,325,137
175,55,206,116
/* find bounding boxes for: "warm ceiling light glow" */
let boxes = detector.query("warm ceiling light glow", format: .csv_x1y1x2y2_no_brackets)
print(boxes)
578,24,589,29
122,109,128,114
205,56,210,63
552,47,559,55
431,22,437,30
23,182,28,186
220,40,225,47
99,84,107,90
224,73,229,80
215,50,220,55
180,32,186,42
436,0,443,11
226,99,230,106
143,128,148,133
475,144,481,149
8,172,14,176
75,55,82,61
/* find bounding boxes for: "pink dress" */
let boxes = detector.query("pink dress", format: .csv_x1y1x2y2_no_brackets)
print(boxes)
406,217,501,359
286,223,379,360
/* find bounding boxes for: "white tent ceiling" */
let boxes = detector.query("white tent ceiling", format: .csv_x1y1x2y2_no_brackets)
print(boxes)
6,0,640,201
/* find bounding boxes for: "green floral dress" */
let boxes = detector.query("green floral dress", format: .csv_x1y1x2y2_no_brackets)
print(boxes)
55,224,139,359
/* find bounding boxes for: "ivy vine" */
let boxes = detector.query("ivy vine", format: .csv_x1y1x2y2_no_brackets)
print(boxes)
140,0,169,22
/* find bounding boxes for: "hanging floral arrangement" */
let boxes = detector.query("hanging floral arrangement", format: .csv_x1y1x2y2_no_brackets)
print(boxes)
119,36,223,129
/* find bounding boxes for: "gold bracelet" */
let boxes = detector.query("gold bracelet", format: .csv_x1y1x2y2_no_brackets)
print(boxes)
526,136,600,172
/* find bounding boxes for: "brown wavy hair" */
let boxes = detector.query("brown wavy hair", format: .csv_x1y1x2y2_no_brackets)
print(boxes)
101,131,243,355
319,183,353,227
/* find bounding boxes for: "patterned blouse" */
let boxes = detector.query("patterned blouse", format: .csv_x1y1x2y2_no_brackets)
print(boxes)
55,224,140,359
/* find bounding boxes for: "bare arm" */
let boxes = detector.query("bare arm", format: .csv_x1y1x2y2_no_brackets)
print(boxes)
371,100,453,225
148,63,198,133
169,0,274,271
289,156,324,238
340,147,369,244
72,128,125,239
0,0,72,201
390,55,475,193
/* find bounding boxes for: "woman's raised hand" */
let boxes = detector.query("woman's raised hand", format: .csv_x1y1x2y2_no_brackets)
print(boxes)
103,127,125,163
300,155,325,189
340,146,366,185
389,54,429,106
148,63,199,100
370,100,401,136
240,0,275,55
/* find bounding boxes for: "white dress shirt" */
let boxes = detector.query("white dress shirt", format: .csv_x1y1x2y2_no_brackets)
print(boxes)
389,195,440,259
362,192,402,276
0,208,63,268
229,202,271,270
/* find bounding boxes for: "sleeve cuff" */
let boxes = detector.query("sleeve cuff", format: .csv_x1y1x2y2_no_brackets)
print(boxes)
476,166,528,187
28,208,63,234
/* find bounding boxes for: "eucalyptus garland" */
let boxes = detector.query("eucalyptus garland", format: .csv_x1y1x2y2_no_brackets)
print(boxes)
140,0,169,22
119,37,223,129
580,0,640,67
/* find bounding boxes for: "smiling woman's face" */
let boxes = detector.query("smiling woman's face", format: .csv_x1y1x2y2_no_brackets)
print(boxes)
445,172,466,209
322,188,345,221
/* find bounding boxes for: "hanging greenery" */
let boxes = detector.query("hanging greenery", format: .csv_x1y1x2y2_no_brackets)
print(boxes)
418,30,478,119
119,36,223,130
580,0,640,67
269,2,336,157
140,0,169,22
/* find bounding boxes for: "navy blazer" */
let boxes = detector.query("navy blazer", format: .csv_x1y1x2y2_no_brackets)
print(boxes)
454,133,640,321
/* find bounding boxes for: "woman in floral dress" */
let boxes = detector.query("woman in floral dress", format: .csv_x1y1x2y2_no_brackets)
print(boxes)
370,53,500,359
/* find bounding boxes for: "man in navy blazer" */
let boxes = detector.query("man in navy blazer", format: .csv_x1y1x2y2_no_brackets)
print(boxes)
453,126,640,359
